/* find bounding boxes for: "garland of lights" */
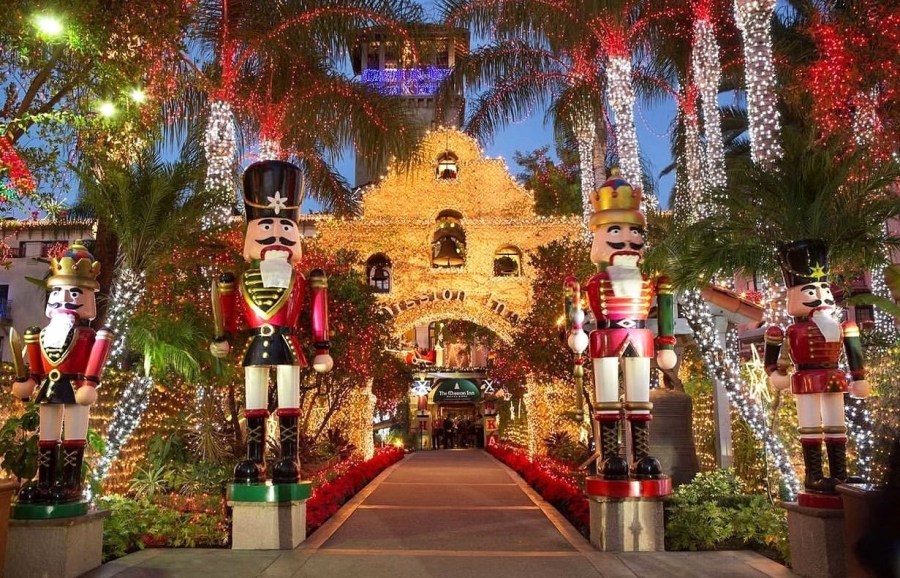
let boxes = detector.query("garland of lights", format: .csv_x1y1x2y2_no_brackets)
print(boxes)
691,18,727,193
97,267,153,483
681,89,708,222
607,56,651,208
682,289,801,497
733,0,783,166
202,100,237,229
93,374,155,485
105,268,145,364
571,114,596,234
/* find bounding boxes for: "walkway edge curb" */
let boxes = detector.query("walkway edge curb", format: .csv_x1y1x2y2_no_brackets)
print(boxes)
297,452,410,551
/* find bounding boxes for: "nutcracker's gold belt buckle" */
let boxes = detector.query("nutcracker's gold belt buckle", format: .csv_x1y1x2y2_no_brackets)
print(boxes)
48,369,62,382
259,324,275,337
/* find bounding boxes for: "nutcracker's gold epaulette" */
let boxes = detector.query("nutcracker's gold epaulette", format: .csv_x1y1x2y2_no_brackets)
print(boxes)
309,268,328,289
24,326,41,343
218,272,236,294
842,321,860,338
656,276,673,294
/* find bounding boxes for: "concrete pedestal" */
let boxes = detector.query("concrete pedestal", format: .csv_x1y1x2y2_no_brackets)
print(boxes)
5,509,108,578
781,501,846,578
588,496,666,552
229,499,307,550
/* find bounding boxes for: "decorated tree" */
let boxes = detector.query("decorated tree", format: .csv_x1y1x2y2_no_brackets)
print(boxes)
514,145,582,217
0,1,189,213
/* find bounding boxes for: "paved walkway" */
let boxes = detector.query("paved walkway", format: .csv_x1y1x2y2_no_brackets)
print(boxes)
85,450,795,577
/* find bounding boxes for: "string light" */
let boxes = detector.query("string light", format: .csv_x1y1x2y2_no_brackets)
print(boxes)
681,289,801,498
571,114,596,234
202,100,237,229
733,0,783,166
607,55,649,206
691,16,727,192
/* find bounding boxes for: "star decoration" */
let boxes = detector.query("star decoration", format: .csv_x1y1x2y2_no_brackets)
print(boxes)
809,262,827,280
266,191,288,214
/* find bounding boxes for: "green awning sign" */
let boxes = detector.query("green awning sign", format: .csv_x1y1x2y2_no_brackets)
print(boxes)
433,379,480,403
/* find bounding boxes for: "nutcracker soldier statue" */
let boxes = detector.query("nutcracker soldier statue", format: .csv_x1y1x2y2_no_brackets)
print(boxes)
582,170,676,497
210,160,332,485
765,239,868,507
11,241,113,510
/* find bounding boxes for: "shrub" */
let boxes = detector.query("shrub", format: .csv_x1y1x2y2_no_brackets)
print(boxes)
665,468,789,563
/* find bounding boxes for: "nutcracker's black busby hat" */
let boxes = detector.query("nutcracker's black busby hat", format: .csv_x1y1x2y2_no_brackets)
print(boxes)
776,239,830,287
241,160,304,221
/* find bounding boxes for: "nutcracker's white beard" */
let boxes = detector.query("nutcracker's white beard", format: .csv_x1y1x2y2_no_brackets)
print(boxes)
811,308,842,343
260,250,293,288
607,258,644,298
44,312,76,348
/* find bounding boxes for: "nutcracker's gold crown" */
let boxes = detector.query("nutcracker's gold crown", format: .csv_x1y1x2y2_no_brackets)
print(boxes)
48,240,101,290
589,168,645,230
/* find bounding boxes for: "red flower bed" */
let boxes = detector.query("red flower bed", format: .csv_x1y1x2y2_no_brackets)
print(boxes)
305,446,404,534
487,442,589,535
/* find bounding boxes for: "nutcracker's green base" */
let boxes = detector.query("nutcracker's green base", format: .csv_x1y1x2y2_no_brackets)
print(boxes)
227,481,312,503
11,499,89,519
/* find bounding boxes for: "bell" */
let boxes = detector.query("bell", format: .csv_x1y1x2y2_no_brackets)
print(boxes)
433,237,464,267
371,265,389,282
495,256,519,276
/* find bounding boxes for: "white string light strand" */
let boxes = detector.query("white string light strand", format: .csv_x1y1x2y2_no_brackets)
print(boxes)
734,0,783,166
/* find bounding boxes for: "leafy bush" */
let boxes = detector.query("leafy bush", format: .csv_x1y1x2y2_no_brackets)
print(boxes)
100,494,228,561
665,469,789,563
543,430,590,466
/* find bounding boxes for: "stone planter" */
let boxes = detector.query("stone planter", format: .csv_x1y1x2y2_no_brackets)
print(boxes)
0,479,16,575
836,483,886,578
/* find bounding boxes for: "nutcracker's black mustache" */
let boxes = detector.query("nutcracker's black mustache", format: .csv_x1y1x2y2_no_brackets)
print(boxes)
50,303,82,311
606,241,645,250
803,299,835,308
256,237,297,246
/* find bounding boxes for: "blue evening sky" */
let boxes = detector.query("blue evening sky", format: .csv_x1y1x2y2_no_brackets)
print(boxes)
329,0,678,210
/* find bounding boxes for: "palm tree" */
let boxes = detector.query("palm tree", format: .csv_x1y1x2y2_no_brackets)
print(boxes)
665,127,900,289
187,0,427,216
74,129,212,483
438,0,615,229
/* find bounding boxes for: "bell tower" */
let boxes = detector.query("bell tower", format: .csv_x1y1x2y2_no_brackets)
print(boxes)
352,24,469,188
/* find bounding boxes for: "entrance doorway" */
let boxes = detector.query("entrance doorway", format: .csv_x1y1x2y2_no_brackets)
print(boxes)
435,403,482,449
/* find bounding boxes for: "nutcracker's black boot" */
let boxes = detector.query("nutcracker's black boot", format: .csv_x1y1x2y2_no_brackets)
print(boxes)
51,440,86,503
598,418,628,480
18,440,57,503
825,439,849,489
630,417,662,479
802,440,830,492
234,413,267,484
272,412,300,484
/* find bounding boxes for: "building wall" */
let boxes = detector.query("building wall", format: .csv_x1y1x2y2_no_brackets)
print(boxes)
312,128,580,343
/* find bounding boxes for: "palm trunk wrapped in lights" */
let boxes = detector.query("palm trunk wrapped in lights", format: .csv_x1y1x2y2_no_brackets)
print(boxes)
734,0,783,166
92,375,155,486
202,100,237,229
691,17,727,193
95,267,154,484
607,55,650,208
572,113,596,234
681,87,708,222
682,289,801,497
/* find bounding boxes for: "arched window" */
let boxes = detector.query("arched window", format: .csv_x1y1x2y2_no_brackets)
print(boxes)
432,210,465,268
365,253,392,293
494,246,522,277
435,151,458,180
